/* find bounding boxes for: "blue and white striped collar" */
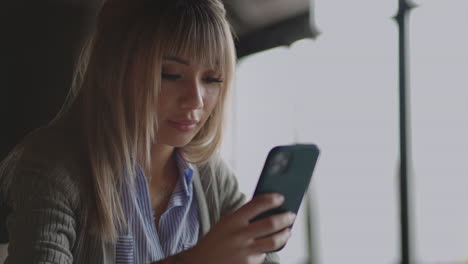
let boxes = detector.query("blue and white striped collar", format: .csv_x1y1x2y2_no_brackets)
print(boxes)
174,150,194,197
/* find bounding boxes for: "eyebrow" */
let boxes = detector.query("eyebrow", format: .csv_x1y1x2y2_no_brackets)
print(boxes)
163,56,190,65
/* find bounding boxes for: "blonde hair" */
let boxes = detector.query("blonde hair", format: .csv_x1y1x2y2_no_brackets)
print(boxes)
54,0,237,241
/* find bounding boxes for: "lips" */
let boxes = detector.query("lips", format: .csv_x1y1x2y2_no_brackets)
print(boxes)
169,120,199,125
167,119,199,132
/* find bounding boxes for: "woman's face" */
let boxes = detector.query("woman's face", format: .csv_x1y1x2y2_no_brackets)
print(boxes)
156,55,223,147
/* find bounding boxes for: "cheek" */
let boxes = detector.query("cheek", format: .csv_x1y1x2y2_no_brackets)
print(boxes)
157,84,177,109
204,89,221,112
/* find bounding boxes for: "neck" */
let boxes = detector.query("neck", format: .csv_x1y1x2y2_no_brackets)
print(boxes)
146,144,176,182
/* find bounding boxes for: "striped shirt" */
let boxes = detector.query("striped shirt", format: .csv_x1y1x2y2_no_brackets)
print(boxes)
116,153,199,264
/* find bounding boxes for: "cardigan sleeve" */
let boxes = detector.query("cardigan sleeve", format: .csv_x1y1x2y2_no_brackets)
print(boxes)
4,148,79,264
214,159,280,264
216,159,246,217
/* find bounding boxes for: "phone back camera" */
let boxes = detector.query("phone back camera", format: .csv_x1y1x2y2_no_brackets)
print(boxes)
269,151,291,174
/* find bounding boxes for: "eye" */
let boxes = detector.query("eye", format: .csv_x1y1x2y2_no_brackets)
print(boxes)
203,76,224,84
161,73,182,80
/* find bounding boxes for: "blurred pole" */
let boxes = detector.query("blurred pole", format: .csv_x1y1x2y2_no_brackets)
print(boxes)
303,189,319,264
393,1,417,264
300,1,320,263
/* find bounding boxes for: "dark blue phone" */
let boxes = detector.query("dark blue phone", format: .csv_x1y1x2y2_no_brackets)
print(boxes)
251,144,320,251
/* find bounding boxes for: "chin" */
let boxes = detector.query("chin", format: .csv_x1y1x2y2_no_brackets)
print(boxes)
157,124,202,147
159,135,194,148
170,140,192,148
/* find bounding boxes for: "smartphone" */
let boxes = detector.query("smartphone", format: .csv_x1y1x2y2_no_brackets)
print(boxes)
251,144,320,251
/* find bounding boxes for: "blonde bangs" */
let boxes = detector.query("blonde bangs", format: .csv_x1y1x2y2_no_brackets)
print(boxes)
158,1,230,77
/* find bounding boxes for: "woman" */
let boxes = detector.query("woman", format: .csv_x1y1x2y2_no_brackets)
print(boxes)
0,0,295,263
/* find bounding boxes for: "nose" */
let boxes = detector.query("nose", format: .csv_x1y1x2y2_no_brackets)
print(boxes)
179,78,204,110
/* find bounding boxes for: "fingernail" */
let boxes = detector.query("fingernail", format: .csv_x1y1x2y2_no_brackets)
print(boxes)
276,194,285,203
290,213,296,221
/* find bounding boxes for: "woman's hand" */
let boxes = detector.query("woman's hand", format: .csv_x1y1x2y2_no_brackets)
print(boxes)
184,193,295,264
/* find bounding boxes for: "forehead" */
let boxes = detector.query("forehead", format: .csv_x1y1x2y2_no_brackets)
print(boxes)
162,55,220,70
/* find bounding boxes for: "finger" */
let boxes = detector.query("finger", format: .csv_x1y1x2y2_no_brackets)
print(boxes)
246,253,266,264
243,211,296,239
250,228,292,253
233,193,284,222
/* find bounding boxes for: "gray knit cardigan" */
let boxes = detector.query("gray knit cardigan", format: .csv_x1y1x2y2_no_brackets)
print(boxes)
0,120,279,264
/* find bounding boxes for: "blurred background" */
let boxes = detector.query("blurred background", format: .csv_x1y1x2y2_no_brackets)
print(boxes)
1,0,467,263
220,0,468,263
